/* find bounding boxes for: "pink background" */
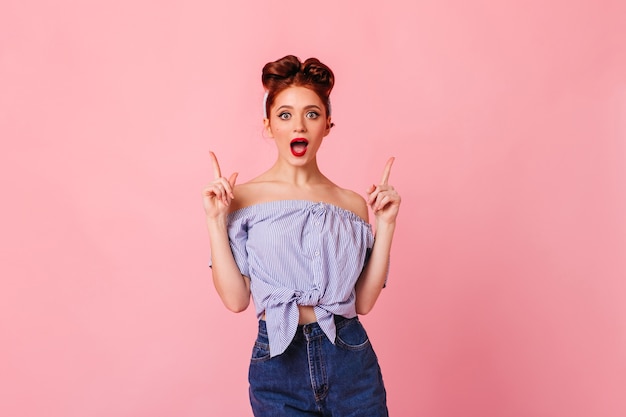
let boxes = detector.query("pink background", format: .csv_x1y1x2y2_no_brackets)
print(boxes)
2,1,625,416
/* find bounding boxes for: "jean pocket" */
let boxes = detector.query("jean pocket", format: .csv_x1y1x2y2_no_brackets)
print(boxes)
250,338,271,363
335,318,371,351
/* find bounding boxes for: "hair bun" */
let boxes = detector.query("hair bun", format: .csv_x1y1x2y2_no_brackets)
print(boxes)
261,55,335,119
301,58,334,94
262,55,334,92
261,55,301,90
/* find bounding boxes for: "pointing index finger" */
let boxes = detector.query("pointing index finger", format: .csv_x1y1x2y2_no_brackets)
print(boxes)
381,157,395,185
209,151,222,179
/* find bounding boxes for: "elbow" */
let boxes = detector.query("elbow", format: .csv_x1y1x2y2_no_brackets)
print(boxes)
355,301,374,316
355,286,382,315
228,305,248,313
225,302,249,313
224,297,250,313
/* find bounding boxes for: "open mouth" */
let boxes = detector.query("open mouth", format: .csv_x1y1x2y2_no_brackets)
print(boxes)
290,138,308,157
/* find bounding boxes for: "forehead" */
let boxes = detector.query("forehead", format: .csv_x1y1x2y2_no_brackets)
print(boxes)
273,86,323,107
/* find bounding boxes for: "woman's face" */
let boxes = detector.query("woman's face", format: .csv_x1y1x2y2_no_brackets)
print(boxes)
264,86,332,164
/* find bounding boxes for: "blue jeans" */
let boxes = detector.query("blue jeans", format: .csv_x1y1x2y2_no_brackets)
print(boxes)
249,316,389,416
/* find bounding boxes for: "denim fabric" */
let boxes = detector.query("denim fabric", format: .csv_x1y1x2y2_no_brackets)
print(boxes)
249,316,388,416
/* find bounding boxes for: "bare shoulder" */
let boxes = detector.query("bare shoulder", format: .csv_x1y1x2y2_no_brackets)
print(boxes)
335,187,369,223
228,176,282,212
229,174,370,223
229,181,264,212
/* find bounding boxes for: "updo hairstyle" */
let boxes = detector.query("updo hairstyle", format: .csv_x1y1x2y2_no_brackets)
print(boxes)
262,55,335,122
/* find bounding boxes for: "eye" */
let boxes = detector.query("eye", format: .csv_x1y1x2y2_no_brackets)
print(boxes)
306,111,320,119
278,112,291,120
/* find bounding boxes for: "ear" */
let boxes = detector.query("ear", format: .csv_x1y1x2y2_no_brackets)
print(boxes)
323,116,332,137
263,118,274,138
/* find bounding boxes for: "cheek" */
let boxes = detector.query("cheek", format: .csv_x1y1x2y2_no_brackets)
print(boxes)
272,126,287,136
267,122,283,137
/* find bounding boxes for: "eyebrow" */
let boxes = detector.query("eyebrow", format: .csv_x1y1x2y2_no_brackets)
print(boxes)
275,104,322,112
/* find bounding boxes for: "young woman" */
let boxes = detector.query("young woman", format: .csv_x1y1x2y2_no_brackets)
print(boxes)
203,55,401,416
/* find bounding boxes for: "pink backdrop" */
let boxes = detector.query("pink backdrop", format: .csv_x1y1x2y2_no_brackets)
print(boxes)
2,1,625,416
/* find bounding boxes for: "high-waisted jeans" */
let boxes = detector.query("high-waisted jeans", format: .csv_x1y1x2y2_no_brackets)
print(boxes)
248,315,388,416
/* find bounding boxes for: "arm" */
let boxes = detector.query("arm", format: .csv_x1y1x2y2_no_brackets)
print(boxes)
355,157,401,315
203,152,250,313
206,216,251,312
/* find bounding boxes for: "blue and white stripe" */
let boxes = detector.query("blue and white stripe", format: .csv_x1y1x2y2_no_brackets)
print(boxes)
226,200,374,357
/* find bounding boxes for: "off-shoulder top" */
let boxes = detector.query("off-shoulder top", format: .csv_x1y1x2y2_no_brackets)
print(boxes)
224,200,374,357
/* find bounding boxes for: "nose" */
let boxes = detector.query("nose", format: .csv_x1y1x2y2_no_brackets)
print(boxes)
293,115,307,132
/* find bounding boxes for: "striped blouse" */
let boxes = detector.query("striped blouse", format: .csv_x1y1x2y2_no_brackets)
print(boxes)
225,200,374,357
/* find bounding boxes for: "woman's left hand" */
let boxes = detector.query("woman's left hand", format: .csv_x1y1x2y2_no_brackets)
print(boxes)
366,157,401,224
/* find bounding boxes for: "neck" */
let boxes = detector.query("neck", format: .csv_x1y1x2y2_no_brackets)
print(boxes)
268,158,326,186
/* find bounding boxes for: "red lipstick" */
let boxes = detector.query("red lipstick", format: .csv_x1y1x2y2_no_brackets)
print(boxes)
290,138,308,157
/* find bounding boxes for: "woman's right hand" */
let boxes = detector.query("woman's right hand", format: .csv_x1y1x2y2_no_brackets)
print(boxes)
202,151,238,219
